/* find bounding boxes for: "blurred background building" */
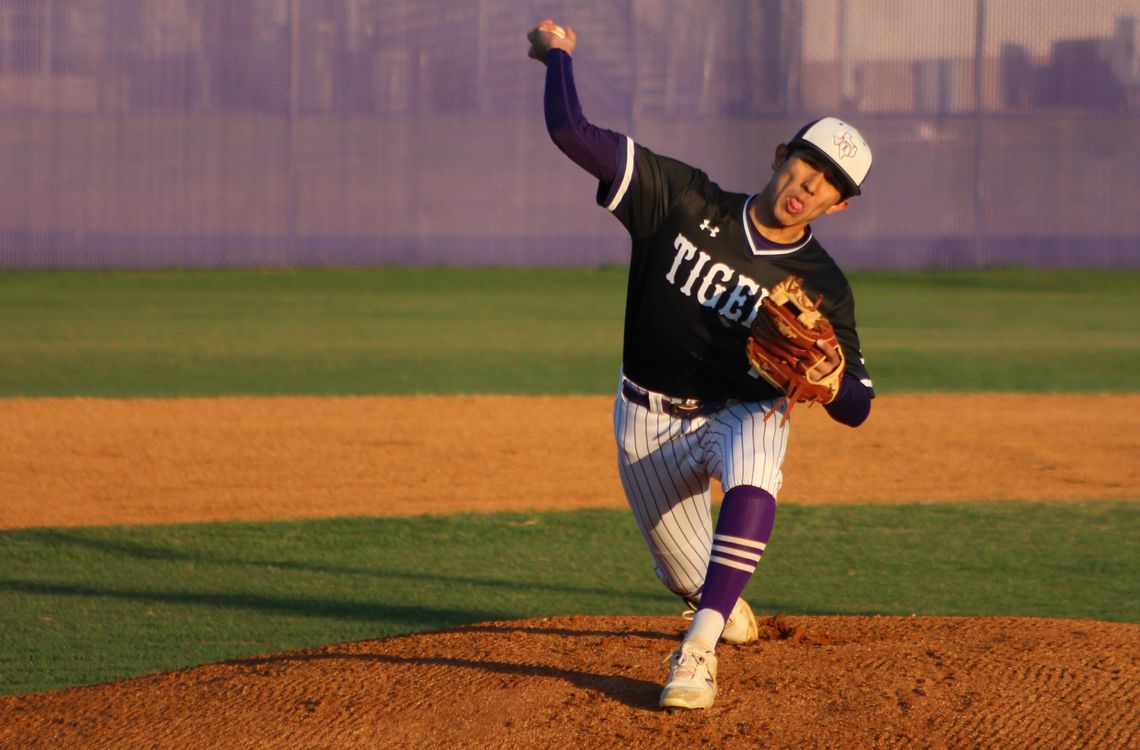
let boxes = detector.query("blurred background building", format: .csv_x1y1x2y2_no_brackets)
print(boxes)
0,0,1137,267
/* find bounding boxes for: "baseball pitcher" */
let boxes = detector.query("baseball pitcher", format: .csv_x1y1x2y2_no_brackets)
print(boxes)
528,19,876,710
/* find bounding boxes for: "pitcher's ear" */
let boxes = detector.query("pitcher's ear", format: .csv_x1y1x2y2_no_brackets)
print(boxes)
772,143,790,171
825,199,850,216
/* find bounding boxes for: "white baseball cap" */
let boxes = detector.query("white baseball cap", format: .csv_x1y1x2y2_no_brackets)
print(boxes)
789,117,872,196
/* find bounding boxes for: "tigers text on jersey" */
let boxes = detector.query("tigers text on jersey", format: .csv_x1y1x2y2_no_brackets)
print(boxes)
600,137,873,402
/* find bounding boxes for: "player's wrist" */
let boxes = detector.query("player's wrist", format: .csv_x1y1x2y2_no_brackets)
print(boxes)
823,373,871,426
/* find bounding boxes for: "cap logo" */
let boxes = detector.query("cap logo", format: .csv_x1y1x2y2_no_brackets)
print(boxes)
833,131,858,160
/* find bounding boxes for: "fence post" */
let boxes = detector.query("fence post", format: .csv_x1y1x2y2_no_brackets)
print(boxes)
288,0,301,249
972,0,987,267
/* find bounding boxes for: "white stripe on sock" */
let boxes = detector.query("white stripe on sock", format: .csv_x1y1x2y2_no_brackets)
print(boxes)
714,533,767,551
709,555,757,573
711,543,762,562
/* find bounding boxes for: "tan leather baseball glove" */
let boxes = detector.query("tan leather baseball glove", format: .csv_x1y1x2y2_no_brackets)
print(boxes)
746,275,846,426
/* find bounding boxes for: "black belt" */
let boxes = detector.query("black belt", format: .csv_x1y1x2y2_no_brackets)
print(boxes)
621,379,725,419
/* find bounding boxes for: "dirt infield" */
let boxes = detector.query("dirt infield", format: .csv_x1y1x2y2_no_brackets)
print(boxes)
1,393,1137,529
3,615,1137,749
2,394,1137,747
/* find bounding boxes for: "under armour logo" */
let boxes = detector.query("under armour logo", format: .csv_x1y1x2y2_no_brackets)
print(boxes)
833,131,858,159
699,219,720,237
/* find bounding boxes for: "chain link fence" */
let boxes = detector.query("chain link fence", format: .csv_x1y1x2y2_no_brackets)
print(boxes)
1,0,1137,268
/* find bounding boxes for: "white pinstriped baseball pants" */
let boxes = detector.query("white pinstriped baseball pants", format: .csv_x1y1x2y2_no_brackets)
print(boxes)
613,378,790,598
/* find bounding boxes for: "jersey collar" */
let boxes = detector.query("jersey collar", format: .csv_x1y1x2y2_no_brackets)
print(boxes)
742,195,813,256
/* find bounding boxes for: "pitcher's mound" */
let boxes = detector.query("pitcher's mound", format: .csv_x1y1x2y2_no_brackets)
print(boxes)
3,615,1136,749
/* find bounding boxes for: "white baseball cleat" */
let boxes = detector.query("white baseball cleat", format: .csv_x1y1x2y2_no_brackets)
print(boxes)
684,596,759,645
722,596,759,645
659,642,718,710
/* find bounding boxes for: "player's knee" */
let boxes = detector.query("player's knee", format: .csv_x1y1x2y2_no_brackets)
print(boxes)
655,564,703,599
720,485,777,541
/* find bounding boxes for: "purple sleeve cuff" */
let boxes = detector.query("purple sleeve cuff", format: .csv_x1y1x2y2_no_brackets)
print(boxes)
544,49,624,184
823,373,873,427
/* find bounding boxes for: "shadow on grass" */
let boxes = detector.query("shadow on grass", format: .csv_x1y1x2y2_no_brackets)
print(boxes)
0,578,502,628
10,528,673,605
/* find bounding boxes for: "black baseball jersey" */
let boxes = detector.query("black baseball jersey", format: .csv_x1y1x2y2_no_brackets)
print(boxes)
599,138,873,402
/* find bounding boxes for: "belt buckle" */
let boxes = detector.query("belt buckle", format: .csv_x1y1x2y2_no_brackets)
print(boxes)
668,399,704,418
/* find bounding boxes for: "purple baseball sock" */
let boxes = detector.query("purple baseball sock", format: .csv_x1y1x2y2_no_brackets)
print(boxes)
698,485,777,620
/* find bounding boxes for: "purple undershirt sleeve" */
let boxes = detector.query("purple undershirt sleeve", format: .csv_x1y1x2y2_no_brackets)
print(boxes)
823,373,873,427
543,49,623,184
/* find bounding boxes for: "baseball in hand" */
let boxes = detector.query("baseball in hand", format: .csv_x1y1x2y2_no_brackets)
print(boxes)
528,20,574,63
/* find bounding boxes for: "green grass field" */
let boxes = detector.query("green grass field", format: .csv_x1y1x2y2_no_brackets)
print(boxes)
1,268,1137,695
2,503,1136,695
1,268,1137,396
